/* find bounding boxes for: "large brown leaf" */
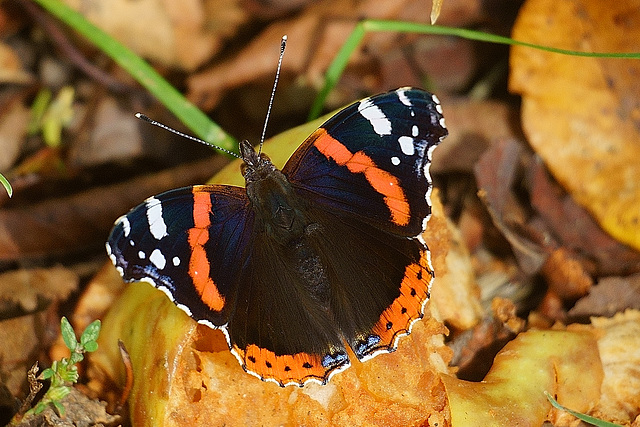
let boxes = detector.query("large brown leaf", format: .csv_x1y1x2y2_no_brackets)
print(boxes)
509,0,640,251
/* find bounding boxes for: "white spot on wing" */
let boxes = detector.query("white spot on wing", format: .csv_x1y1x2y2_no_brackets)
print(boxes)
173,256,181,266
391,156,400,166
150,248,166,270
358,99,392,136
138,251,146,259
398,136,415,156
119,216,131,237
412,125,419,137
396,88,412,106
439,117,446,128
146,197,168,240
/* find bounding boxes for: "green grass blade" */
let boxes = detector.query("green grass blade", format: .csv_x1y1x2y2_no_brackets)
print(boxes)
309,19,640,120
31,0,237,154
545,392,622,427
0,174,12,198
308,22,366,120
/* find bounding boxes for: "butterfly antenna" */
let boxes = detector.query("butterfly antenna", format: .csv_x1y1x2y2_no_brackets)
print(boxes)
134,113,241,159
258,35,287,155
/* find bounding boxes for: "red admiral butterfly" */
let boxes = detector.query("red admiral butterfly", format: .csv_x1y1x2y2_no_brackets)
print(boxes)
107,87,447,387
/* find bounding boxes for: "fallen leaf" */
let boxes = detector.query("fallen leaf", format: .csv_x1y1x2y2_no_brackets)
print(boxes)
509,0,640,251
87,115,463,426
430,98,520,175
474,138,547,275
442,328,603,426
39,86,75,148
589,310,640,425
0,41,34,84
0,310,55,397
0,156,228,260
20,387,119,426
541,247,593,300
448,316,517,382
569,273,640,319
528,155,640,277
0,266,74,398
0,265,78,314
67,96,143,168
61,0,247,70
0,98,29,172
187,0,489,111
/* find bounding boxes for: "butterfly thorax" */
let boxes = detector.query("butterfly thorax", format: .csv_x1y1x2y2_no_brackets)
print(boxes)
240,140,308,246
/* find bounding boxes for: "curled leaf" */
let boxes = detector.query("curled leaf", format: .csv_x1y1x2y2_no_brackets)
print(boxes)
442,329,603,426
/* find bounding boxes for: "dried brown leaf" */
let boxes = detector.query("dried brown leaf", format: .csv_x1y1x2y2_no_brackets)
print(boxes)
18,387,120,426
0,99,29,172
61,0,247,70
67,97,143,168
0,42,34,85
0,156,228,260
431,99,520,174
528,157,640,277
541,247,593,300
0,265,77,313
475,139,547,274
570,274,640,319
187,0,483,111
0,308,59,396
589,310,640,425
510,0,640,251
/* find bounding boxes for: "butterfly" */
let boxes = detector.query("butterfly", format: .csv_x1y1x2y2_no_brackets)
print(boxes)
106,87,448,387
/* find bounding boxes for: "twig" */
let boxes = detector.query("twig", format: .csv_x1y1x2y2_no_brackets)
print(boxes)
17,0,135,94
14,362,43,421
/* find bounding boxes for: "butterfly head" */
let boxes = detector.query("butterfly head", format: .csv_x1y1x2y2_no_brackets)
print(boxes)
240,139,277,184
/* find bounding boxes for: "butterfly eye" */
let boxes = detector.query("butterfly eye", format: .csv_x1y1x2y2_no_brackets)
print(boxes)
259,153,272,162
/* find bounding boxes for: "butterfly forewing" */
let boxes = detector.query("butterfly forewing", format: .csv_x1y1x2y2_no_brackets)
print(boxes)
284,88,447,238
107,185,253,328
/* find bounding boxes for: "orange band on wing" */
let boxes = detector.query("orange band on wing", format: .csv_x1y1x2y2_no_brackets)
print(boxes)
188,190,225,312
371,249,432,346
313,129,410,226
233,344,330,386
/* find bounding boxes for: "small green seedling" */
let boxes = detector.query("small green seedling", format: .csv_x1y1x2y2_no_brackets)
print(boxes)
27,317,101,417
28,86,75,148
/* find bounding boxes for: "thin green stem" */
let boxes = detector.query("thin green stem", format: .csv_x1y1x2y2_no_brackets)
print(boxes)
309,19,640,120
